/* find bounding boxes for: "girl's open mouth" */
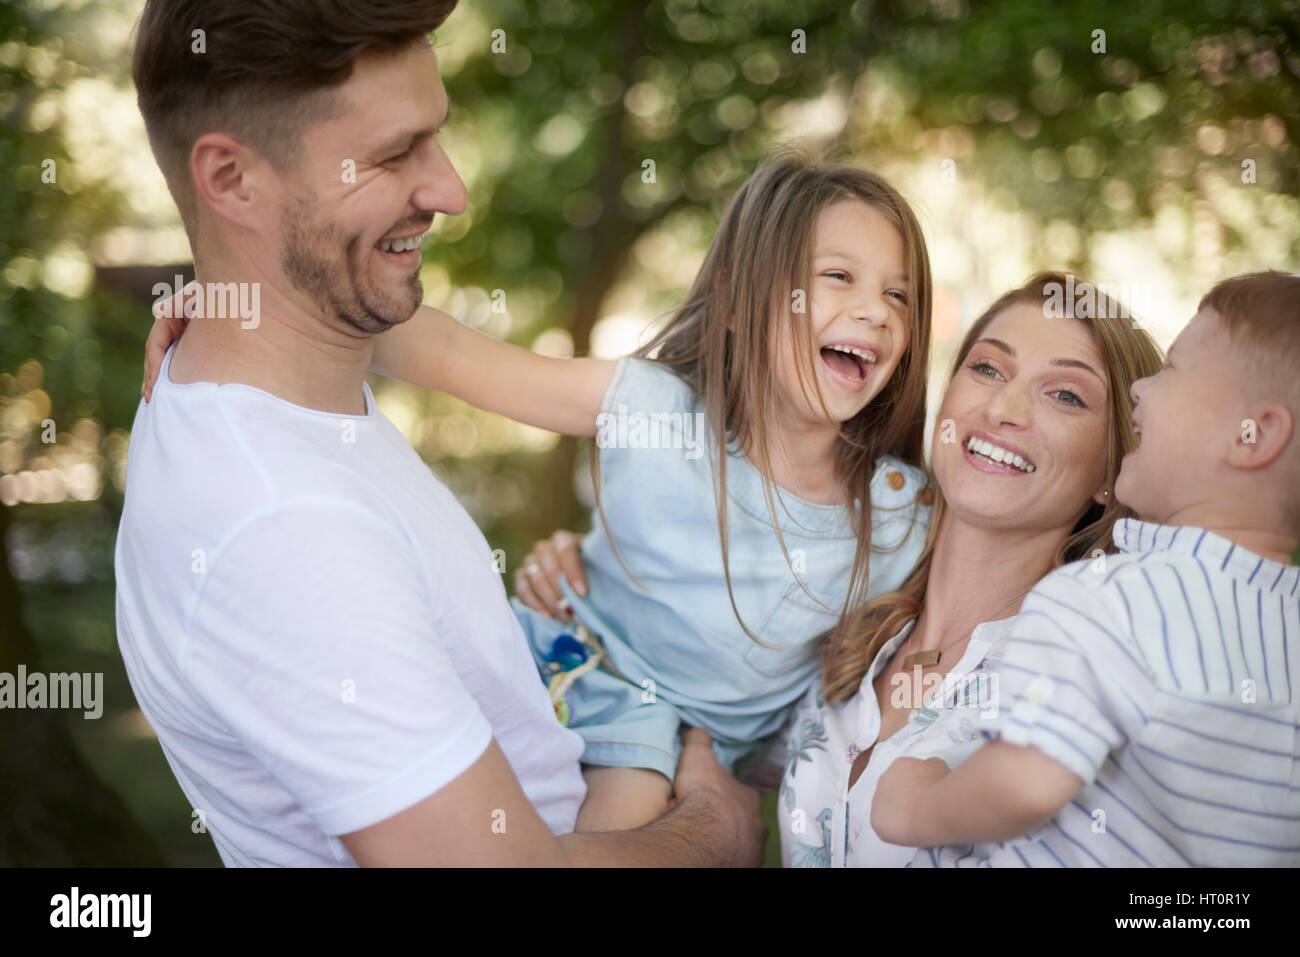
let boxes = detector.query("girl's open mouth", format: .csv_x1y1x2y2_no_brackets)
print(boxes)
819,345,876,389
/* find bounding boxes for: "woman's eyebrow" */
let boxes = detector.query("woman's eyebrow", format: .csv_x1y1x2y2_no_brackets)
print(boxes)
1050,357,1105,387
976,337,1014,356
976,338,1105,386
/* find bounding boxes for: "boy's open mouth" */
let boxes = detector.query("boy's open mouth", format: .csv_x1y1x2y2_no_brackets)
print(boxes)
819,344,877,384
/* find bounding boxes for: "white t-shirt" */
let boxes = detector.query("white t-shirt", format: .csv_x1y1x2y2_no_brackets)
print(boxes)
114,345,587,866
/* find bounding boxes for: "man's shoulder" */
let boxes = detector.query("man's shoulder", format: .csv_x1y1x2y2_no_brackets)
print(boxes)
120,382,415,558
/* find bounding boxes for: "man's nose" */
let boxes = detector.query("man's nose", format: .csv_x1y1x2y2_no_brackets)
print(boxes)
413,143,468,216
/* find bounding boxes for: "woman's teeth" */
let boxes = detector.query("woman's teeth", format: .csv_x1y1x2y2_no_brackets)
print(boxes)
965,436,1036,472
378,234,424,253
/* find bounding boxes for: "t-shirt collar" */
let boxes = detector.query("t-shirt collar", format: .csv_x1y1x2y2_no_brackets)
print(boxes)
1111,517,1299,595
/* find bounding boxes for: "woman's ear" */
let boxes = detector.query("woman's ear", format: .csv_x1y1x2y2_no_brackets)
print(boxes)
1092,485,1111,506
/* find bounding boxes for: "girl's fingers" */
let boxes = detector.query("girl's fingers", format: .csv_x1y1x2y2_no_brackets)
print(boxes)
513,566,549,618
530,543,572,621
552,530,587,597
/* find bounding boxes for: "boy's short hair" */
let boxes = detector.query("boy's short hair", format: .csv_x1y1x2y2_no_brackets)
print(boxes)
1201,271,1300,533
133,0,458,249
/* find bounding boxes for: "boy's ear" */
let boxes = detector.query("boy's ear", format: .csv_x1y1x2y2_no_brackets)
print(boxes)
1227,403,1294,471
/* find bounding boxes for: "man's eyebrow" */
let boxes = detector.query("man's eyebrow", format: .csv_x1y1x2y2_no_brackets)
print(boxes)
369,101,451,157
973,338,1105,387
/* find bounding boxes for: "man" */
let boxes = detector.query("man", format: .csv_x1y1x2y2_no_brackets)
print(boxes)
116,0,764,866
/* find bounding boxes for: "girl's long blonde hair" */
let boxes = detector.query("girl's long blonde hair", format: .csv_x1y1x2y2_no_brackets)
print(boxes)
819,271,1166,703
599,147,934,646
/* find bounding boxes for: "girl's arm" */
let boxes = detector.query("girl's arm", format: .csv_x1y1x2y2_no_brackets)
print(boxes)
871,741,1083,848
142,297,617,436
371,305,615,437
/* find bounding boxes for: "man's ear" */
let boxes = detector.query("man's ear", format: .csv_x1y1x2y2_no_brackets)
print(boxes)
190,132,269,233
1227,403,1295,471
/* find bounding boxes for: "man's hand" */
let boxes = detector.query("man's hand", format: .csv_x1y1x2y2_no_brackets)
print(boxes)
870,755,950,846
141,285,195,403
671,727,766,867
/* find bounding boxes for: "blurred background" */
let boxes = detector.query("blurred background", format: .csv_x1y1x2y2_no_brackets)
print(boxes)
1,0,1297,866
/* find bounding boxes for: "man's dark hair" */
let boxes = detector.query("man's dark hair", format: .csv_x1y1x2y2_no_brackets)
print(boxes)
133,0,458,247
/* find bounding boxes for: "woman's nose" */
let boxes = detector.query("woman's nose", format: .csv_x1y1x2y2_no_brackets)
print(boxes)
985,381,1031,426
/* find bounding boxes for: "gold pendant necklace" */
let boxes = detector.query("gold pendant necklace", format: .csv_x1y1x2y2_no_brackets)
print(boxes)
900,624,970,671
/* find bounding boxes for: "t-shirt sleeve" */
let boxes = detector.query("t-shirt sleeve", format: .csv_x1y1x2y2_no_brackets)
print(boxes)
180,500,493,836
599,357,698,416
989,569,1137,785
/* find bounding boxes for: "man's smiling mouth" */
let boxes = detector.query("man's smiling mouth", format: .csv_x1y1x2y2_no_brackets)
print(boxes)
375,231,426,269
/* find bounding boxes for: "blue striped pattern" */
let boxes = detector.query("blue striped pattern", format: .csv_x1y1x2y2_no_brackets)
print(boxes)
916,519,1300,867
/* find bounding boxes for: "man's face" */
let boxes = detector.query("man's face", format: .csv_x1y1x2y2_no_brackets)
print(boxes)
276,39,467,335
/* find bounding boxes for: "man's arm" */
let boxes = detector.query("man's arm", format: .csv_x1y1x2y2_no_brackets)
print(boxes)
870,741,1083,848
342,728,767,867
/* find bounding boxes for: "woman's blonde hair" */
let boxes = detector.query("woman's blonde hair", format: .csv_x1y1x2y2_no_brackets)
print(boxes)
596,147,933,644
819,271,1166,703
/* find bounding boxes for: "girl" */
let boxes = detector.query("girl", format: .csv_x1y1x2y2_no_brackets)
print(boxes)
143,150,936,832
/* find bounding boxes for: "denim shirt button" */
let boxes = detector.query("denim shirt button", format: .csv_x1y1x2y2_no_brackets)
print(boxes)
886,470,905,491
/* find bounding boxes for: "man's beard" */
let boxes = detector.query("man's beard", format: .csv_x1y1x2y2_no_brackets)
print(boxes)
279,190,423,335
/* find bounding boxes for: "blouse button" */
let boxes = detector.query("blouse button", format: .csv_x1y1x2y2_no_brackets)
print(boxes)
886,470,905,490
918,486,934,506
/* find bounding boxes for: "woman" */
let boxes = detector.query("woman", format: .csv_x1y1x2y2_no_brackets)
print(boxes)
518,272,1164,866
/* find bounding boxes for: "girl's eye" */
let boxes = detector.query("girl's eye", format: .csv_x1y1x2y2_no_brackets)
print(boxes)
824,270,850,282
887,290,908,305
1052,389,1087,408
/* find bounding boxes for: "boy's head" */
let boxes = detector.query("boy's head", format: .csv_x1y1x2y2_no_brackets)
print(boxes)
1117,271,1300,540
133,0,466,333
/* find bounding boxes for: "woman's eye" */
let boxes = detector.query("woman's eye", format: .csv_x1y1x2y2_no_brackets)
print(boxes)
1053,389,1087,408
966,360,999,379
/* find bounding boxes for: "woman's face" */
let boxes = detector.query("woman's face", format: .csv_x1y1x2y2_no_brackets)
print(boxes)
932,303,1111,534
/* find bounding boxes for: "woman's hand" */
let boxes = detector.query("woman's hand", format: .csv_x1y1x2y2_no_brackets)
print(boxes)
513,529,588,622
870,755,950,846
141,285,195,403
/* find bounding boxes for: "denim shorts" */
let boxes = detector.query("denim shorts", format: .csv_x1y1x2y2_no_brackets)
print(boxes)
513,591,759,782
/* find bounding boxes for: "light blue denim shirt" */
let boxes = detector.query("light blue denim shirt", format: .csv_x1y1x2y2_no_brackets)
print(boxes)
555,357,932,765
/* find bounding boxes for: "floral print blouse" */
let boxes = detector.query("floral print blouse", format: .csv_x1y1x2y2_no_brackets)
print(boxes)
778,616,1015,867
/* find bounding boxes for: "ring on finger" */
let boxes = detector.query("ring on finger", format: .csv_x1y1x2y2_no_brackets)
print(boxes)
525,562,542,577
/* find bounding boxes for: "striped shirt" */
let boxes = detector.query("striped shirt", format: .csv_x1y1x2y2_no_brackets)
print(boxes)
912,518,1300,867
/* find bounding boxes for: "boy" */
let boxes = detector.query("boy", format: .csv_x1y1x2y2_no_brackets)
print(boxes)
872,271,1300,866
